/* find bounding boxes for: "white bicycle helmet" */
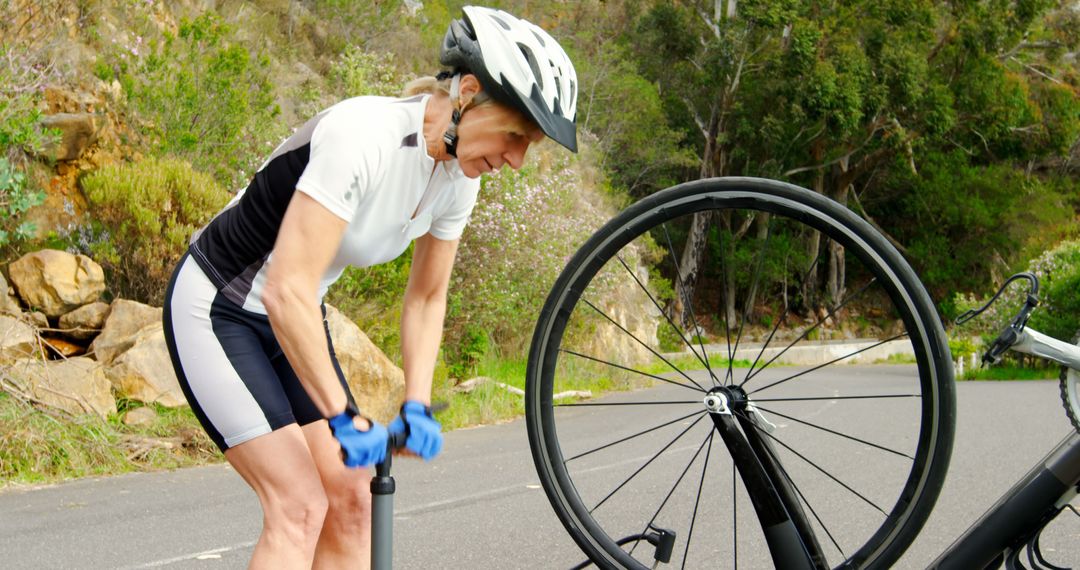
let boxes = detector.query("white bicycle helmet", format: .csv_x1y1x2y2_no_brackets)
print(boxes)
440,6,578,153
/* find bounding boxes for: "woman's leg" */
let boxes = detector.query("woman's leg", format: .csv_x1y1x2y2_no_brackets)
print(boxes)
225,425,330,569
301,419,374,570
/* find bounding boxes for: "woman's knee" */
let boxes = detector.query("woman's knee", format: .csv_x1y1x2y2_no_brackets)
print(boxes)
265,488,330,544
324,480,370,531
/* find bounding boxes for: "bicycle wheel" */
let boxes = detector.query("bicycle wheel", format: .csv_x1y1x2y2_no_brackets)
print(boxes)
526,177,955,569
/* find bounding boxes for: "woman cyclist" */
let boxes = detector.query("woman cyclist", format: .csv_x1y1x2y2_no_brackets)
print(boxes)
162,6,577,568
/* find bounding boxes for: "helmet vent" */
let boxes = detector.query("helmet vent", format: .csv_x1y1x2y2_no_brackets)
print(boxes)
531,30,547,47
517,43,543,90
491,15,512,30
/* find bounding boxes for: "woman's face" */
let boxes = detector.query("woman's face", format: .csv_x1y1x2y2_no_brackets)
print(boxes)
454,102,545,179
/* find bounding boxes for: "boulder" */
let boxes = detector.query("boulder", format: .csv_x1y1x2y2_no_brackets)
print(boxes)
0,272,22,316
59,302,111,340
39,113,99,161
325,305,405,425
5,357,116,418
0,315,39,364
122,406,158,427
8,250,105,317
26,311,48,329
105,323,185,407
91,300,162,365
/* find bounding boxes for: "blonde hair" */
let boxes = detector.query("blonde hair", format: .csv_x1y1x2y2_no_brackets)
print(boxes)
403,74,538,136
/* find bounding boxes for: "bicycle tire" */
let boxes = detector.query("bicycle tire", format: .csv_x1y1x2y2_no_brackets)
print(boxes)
1058,332,1080,434
526,177,955,569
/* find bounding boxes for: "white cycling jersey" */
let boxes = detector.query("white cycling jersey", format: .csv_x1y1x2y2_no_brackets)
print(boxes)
187,94,480,314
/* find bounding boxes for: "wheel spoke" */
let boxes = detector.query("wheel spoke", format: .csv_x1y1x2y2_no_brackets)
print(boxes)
753,394,920,403
566,409,704,463
589,414,708,513
681,428,714,570
755,405,914,459
739,277,879,388
662,223,717,384
616,253,715,382
728,215,773,390
746,333,909,396
627,431,713,557
560,349,705,393
582,298,708,391
749,421,888,515
745,256,822,379
556,400,701,407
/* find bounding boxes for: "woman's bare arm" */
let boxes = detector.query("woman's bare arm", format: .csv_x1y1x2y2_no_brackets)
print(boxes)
401,233,460,405
262,191,351,418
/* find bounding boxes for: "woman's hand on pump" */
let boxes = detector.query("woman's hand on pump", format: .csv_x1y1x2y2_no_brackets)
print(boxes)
328,409,389,467
388,400,443,460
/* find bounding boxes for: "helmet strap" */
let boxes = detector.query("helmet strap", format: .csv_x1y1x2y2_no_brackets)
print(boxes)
442,73,464,158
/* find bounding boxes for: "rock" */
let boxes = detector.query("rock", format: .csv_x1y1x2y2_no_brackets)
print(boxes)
39,113,99,161
0,315,39,364
0,272,22,316
26,311,49,330
91,300,162,365
59,302,111,340
105,323,185,407
8,250,106,317
324,305,405,425
122,406,158,427
43,337,84,358
5,357,116,418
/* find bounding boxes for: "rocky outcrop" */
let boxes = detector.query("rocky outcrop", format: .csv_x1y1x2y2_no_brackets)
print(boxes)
105,323,185,408
39,113,100,161
5,357,115,418
90,300,161,365
58,301,111,340
8,250,105,317
325,304,405,425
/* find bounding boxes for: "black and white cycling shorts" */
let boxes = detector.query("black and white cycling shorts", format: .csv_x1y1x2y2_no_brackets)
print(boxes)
162,253,356,452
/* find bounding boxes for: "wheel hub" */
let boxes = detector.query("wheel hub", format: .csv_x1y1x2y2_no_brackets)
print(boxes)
704,385,749,415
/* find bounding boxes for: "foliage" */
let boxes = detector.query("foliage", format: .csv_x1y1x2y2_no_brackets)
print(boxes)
0,158,45,247
954,239,1080,348
80,157,230,304
325,246,413,363
447,150,619,372
329,46,404,98
108,12,282,189
0,390,218,486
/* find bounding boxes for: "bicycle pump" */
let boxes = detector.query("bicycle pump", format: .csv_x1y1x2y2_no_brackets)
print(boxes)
371,432,406,570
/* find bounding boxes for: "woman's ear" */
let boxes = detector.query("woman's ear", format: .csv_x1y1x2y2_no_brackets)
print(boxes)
457,74,483,107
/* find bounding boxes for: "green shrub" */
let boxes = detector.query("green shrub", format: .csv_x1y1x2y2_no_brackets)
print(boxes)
325,245,414,361
329,47,404,98
448,150,625,369
0,158,44,247
112,12,282,188
80,158,229,304
954,239,1080,347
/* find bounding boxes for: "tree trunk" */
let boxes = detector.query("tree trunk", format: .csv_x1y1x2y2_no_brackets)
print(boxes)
800,160,826,313
826,181,851,309
674,208,713,327
742,212,770,325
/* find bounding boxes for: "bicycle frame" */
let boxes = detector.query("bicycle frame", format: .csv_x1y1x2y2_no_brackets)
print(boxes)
721,326,1080,570
928,328,1080,569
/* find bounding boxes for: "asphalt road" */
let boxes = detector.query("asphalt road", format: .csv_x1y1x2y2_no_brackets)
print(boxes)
1,367,1078,569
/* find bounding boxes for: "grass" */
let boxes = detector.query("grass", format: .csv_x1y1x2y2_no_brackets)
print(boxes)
960,365,1060,381
0,391,220,488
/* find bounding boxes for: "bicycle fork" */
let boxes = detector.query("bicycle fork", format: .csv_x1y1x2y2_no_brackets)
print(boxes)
706,388,828,570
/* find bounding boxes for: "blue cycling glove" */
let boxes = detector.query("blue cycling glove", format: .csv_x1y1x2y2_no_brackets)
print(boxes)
388,400,443,460
328,408,388,468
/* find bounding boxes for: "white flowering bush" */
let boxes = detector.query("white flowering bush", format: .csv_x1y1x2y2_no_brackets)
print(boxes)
954,239,1080,346
447,150,629,375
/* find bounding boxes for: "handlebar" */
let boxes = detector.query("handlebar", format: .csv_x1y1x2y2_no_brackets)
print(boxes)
955,272,1040,366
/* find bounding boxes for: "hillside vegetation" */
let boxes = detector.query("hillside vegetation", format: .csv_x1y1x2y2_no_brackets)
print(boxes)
0,0,1078,483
